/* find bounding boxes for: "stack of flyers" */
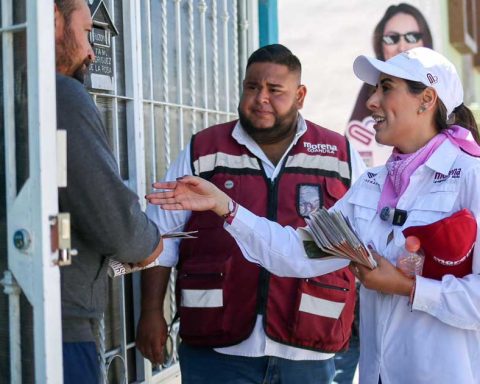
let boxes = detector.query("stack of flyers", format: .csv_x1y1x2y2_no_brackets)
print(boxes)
108,225,198,277
301,208,377,269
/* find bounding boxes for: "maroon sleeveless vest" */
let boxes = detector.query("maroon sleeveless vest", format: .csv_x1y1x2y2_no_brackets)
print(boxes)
176,120,356,352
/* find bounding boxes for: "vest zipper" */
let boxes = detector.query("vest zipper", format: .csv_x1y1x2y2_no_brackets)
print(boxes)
257,179,280,315
305,278,349,291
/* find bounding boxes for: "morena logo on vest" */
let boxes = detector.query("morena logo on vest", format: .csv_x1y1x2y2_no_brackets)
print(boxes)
303,142,338,154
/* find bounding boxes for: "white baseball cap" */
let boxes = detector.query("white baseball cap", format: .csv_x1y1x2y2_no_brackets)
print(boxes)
353,47,463,116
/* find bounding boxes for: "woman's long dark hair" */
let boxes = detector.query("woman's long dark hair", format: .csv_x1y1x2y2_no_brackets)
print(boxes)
406,80,480,143
373,3,433,60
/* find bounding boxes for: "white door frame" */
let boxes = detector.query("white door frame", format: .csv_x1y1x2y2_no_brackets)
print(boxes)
2,0,62,382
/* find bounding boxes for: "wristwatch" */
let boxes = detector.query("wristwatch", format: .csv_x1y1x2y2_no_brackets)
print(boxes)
222,199,237,223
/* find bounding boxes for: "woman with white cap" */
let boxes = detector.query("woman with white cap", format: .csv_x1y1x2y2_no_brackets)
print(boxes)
147,47,480,384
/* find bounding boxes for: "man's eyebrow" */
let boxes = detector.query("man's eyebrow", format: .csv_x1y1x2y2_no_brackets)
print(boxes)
266,81,284,88
243,80,284,88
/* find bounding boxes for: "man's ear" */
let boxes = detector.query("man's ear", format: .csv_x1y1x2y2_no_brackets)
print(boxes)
54,3,64,39
54,3,59,24
296,84,307,109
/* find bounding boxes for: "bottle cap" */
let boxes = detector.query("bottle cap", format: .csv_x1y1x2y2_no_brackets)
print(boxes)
405,236,421,253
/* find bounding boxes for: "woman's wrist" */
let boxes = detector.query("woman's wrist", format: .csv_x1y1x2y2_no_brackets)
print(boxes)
408,277,417,306
400,276,415,297
212,192,231,217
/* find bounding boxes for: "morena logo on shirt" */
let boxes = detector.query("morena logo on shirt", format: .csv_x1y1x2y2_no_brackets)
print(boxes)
433,168,461,183
303,142,338,154
364,172,379,186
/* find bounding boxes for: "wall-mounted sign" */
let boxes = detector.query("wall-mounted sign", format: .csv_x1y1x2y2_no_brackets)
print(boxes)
85,0,119,91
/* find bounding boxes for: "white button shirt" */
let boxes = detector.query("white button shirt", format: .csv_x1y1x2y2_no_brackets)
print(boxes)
148,115,366,360
226,139,480,383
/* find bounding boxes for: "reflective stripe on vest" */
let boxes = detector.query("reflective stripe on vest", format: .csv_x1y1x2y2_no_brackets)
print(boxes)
181,289,223,308
285,153,350,179
193,152,262,175
194,151,350,179
299,293,345,319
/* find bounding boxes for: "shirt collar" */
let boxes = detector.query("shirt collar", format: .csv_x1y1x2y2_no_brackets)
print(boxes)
373,139,459,188
424,139,460,175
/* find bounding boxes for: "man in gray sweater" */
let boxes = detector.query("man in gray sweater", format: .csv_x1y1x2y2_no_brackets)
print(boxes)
54,1,163,382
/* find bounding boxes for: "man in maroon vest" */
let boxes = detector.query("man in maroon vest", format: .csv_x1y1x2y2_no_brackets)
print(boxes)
137,44,365,383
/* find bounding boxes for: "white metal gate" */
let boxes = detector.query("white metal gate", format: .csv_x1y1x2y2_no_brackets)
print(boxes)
1,0,62,383
1,0,258,382
88,0,258,382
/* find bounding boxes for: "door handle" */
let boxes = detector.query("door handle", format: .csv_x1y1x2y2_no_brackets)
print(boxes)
50,213,78,266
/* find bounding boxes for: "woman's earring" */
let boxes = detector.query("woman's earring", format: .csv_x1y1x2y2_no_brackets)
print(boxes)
418,105,426,113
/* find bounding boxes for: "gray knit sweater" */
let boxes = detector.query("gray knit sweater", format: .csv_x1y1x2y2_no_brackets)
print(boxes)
56,74,160,342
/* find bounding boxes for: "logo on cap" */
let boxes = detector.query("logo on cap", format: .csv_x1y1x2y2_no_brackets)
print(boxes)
426,73,438,84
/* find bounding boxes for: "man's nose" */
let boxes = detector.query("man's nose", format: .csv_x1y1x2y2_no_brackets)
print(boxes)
88,45,96,63
256,88,269,103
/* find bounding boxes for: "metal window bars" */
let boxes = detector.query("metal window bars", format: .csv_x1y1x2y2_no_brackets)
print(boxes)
90,1,257,382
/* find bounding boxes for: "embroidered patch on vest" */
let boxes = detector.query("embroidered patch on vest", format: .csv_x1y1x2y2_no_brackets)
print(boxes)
303,141,338,154
297,184,322,217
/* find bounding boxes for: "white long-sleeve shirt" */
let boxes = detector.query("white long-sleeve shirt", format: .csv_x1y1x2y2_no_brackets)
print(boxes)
148,115,366,360
225,139,480,383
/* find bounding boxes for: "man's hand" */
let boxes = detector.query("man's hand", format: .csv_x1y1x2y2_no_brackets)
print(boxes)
137,266,171,364
136,309,168,365
349,252,414,296
146,175,231,217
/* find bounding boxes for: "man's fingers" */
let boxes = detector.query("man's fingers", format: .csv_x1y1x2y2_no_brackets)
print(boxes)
137,343,152,361
137,340,165,365
150,342,165,365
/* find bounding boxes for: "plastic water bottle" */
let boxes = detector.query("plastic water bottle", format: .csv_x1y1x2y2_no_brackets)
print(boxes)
396,236,424,277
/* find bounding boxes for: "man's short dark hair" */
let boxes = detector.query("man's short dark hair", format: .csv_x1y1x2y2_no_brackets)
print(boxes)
246,44,301,74
55,0,80,26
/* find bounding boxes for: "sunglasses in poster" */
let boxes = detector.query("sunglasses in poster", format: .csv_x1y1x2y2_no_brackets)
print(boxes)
382,32,423,45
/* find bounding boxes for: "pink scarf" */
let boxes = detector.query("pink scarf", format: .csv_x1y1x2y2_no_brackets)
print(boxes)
377,125,480,212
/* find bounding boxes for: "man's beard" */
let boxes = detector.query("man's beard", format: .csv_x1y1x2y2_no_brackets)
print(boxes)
56,26,91,83
238,105,299,145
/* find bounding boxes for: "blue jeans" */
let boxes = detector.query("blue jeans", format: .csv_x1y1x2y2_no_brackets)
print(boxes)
179,342,336,384
63,342,99,384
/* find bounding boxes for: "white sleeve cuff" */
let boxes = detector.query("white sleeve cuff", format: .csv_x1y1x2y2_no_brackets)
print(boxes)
224,205,259,232
412,275,442,313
